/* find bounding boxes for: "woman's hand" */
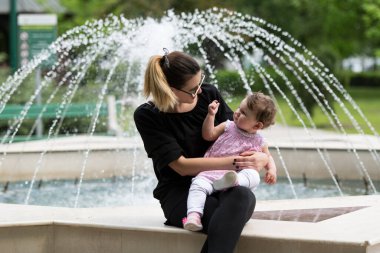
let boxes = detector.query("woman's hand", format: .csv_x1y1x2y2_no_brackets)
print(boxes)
234,151,269,171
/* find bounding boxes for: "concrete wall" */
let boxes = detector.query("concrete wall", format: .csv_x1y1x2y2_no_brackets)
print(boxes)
0,134,379,182
271,147,380,181
1,146,379,183
0,225,53,253
0,223,370,253
0,149,149,182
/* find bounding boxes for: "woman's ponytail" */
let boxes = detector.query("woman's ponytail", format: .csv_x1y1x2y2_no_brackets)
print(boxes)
144,56,177,112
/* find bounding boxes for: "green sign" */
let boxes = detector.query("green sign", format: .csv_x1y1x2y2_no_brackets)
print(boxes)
18,14,57,68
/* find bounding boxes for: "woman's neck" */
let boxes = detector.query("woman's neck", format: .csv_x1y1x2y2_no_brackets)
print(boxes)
172,96,198,113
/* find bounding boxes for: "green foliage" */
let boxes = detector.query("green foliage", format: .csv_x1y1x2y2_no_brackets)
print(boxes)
0,67,10,83
215,70,246,97
334,70,352,88
290,76,335,118
214,65,336,118
228,0,366,72
0,52,7,65
0,67,110,139
58,0,186,34
363,0,380,46
349,71,380,87
227,87,380,134
3,0,380,139
214,69,267,98
289,86,380,134
8,0,380,76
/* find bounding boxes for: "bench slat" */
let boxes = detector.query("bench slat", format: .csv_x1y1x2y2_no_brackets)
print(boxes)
0,104,108,120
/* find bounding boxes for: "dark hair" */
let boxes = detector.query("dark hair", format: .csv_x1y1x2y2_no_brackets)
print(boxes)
159,51,200,89
246,92,276,128
144,51,200,112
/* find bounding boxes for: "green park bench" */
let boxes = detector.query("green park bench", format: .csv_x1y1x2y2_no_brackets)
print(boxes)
0,103,112,142
0,103,108,120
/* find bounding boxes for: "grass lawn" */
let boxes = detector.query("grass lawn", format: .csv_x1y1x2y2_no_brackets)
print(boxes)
226,87,380,135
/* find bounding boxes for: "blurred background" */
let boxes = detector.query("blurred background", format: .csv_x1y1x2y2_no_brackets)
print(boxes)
1,0,380,136
0,0,379,206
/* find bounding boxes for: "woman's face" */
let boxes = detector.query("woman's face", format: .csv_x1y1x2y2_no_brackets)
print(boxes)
172,71,204,103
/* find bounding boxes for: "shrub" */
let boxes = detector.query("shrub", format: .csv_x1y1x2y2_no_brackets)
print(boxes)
349,72,380,87
214,69,266,97
215,70,246,97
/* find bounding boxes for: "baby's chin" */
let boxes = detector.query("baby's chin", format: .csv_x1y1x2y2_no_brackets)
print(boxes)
234,119,245,131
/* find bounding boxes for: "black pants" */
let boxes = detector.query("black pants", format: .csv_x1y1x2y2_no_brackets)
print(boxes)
164,186,256,253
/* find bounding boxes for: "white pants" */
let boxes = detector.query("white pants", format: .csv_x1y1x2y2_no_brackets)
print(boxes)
187,169,260,215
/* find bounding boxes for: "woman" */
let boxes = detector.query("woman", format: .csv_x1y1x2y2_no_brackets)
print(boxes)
134,49,268,253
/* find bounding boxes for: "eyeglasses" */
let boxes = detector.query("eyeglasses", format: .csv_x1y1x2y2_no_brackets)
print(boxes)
175,73,205,98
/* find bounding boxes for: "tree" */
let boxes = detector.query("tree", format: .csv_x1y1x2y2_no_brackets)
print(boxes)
362,0,380,59
52,0,376,73
57,0,226,35
219,0,366,72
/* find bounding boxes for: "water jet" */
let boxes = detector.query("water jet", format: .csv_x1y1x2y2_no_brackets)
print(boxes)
0,8,379,253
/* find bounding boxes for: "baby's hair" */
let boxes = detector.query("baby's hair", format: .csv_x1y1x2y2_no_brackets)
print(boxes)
246,92,276,128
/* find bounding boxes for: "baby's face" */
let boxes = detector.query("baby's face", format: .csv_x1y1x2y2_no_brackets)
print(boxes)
233,98,260,133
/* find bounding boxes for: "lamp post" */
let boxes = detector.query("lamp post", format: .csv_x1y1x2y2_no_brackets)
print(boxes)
9,0,18,72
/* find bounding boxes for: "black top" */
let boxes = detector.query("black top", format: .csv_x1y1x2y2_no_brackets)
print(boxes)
134,84,233,213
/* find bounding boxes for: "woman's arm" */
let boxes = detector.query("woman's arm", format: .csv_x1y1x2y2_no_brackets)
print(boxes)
169,150,270,177
169,155,237,176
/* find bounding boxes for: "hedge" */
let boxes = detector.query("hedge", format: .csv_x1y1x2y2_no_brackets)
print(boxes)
349,72,380,87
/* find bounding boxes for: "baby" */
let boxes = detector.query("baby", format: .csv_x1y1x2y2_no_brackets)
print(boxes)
183,92,277,231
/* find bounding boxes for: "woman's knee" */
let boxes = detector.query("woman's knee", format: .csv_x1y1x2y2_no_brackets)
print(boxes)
232,185,255,199
228,186,256,212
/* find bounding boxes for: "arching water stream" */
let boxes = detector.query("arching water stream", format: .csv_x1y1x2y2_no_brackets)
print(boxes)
0,8,379,207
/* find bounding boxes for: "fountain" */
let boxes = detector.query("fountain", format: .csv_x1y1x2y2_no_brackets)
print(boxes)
0,8,380,253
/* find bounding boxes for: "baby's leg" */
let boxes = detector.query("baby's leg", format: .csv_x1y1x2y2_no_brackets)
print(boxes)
237,169,260,190
187,176,214,215
185,176,214,231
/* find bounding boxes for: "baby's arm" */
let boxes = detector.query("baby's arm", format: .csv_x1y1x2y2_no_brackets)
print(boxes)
262,145,277,184
202,100,226,141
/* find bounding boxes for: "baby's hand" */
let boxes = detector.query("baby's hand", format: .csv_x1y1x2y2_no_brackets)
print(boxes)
264,168,277,185
208,100,220,115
